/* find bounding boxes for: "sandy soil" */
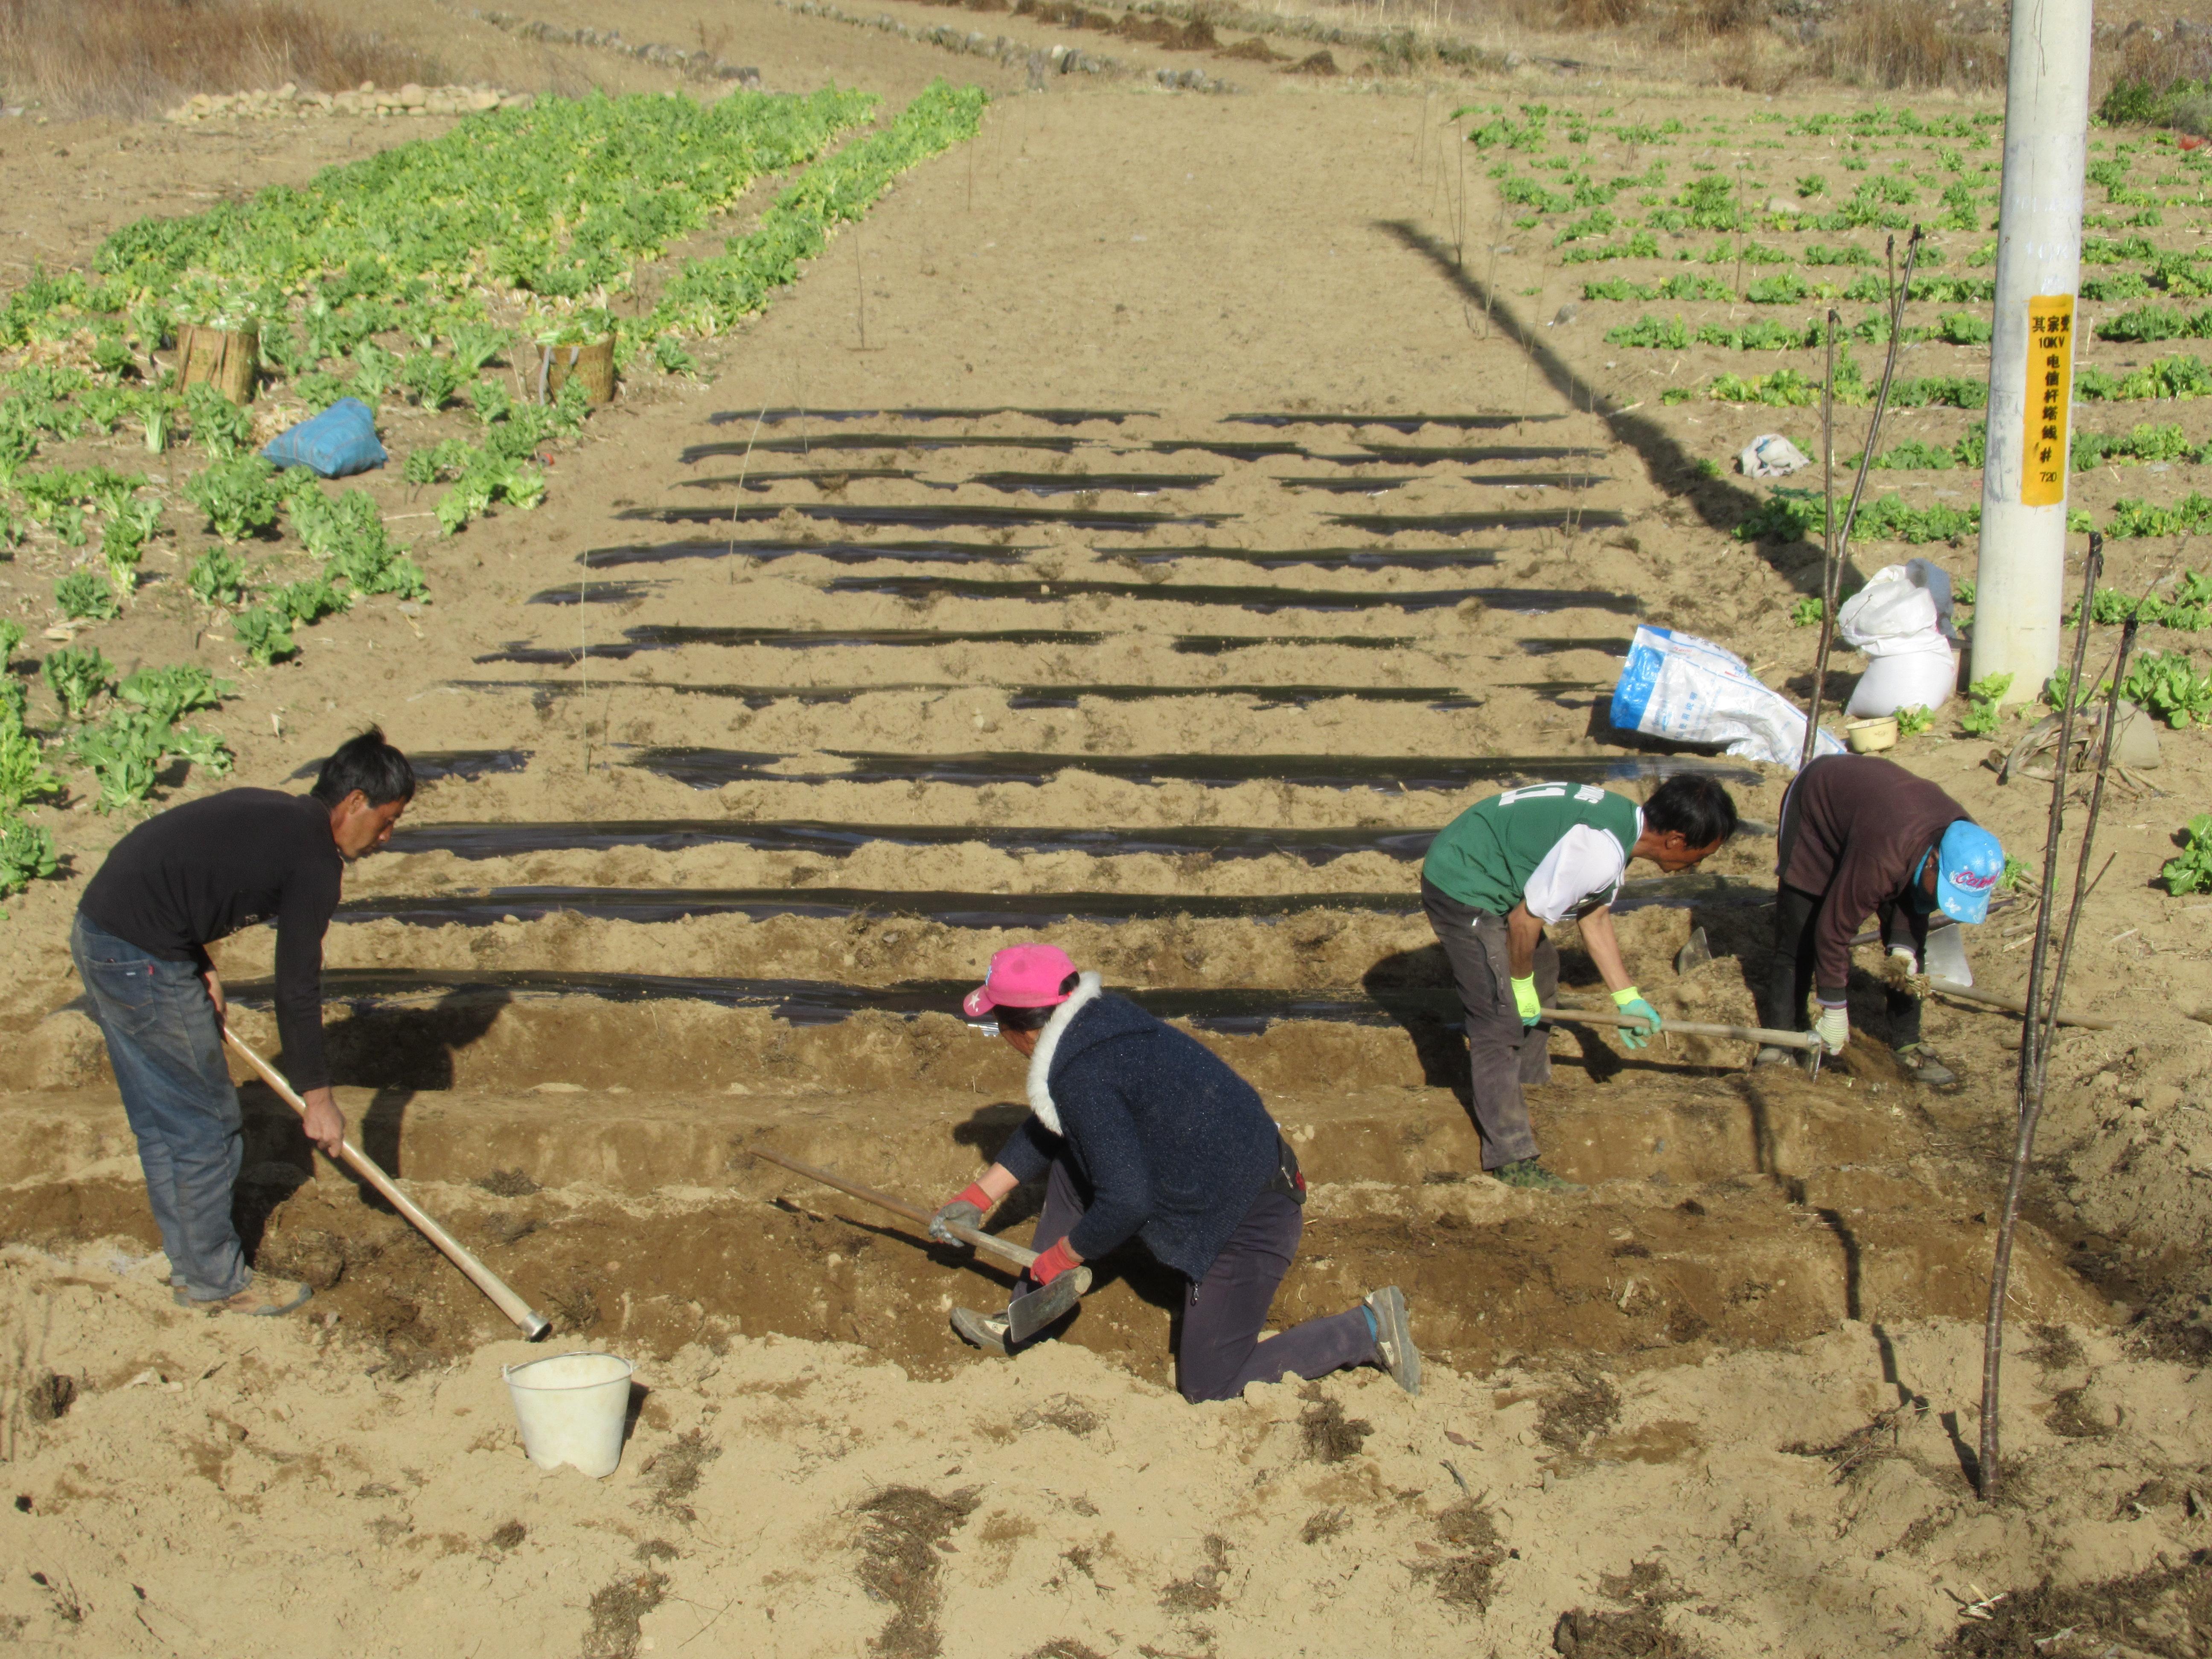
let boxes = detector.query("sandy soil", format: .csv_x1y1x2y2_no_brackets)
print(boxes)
3,2,2212,1653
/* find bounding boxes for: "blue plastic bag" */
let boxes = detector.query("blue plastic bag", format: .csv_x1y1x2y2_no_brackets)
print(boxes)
260,398,386,478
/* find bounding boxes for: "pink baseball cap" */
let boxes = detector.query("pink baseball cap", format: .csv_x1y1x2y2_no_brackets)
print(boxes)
963,944,1079,1017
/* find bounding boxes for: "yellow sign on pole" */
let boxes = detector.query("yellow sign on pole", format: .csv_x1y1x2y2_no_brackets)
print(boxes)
2021,294,2075,507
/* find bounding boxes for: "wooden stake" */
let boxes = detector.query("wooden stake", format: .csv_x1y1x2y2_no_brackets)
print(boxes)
1977,534,2105,1501
176,325,259,405
1799,308,1840,772
1803,230,1924,765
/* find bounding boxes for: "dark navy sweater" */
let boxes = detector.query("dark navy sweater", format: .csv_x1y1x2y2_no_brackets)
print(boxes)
995,987,1283,1281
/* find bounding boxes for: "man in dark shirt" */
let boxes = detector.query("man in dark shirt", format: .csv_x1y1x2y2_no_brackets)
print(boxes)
1759,754,2004,1084
70,729,414,1315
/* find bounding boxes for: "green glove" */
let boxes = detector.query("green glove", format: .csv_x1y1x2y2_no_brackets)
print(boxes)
1612,984,1661,1050
1510,974,1542,1027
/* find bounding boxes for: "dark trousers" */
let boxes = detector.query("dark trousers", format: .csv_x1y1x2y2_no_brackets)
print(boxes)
1030,1159,1377,1403
1764,883,1920,1047
1421,878,1557,1170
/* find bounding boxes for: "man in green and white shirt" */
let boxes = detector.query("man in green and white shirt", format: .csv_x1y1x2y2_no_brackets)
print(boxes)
1420,774,1738,1190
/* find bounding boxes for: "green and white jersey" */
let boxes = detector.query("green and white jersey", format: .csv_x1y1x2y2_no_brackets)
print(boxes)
1421,782,1644,922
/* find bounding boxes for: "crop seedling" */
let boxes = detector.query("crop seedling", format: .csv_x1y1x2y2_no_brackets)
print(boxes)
1997,853,2033,893
184,457,293,542
117,664,234,724
1790,596,1825,626
1960,672,2013,736
68,703,234,812
41,643,113,719
269,577,347,626
186,547,246,608
2164,815,2212,896
1894,705,1934,736
0,720,58,813
399,351,465,411
52,571,118,622
2120,650,2212,727
232,606,296,667
182,385,253,458
0,818,58,909
2043,668,2111,711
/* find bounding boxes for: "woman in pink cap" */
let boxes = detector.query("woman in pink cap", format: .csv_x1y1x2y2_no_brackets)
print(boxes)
928,943,1420,1401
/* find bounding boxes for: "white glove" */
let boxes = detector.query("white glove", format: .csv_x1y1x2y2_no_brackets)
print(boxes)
1811,1003,1850,1054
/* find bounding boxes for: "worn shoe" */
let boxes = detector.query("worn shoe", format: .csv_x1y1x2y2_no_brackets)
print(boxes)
175,1274,313,1317
950,1307,1010,1357
1365,1285,1420,1394
1492,1157,1584,1193
1895,1043,1958,1087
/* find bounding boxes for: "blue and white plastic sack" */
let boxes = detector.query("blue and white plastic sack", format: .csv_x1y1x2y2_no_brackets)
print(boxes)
1838,559,1961,717
260,397,386,478
1610,625,1845,768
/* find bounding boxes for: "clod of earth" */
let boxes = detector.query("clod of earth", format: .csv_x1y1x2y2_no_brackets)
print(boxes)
854,1485,980,1659
1298,1388,1373,1464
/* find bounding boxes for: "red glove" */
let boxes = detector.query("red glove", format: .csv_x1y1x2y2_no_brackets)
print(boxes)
1028,1238,1083,1287
928,1182,994,1244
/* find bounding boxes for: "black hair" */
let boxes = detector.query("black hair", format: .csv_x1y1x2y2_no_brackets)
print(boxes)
311,726,416,808
1644,773,1737,847
992,971,1082,1031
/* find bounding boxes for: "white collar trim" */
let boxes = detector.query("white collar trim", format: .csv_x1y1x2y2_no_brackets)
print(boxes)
1026,972,1103,1135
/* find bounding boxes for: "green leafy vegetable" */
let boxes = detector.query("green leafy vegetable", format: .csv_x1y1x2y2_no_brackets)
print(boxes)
116,664,234,723
53,570,118,621
1894,705,1934,737
0,817,58,906
2120,650,2212,727
186,547,246,608
41,643,113,717
0,721,59,812
2163,814,2212,896
232,606,296,667
184,456,288,542
1960,672,2012,736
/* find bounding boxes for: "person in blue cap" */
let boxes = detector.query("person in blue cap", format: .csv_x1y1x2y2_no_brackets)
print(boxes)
1759,754,2005,1085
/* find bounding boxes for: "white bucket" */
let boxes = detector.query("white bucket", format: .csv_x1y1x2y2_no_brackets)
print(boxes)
504,1351,635,1478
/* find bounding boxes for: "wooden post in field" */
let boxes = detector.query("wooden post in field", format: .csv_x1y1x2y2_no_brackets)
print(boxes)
176,326,259,404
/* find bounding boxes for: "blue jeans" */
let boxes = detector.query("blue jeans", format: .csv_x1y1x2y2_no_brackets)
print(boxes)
70,914,250,1300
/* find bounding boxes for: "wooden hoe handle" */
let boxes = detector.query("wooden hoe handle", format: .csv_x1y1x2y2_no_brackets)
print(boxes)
223,1027,550,1340
748,1145,1040,1274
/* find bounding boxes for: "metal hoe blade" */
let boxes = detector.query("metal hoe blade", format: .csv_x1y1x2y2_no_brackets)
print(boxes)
1007,1267,1092,1343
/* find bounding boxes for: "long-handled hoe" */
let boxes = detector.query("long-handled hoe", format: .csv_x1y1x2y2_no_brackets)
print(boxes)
224,1027,551,1340
750,1146,1091,1344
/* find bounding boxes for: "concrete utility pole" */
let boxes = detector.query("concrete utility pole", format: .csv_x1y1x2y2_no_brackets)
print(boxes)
1972,0,2095,704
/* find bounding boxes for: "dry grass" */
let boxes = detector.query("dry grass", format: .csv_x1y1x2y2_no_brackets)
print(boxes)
1806,0,2003,90
2113,26,2212,100
0,0,444,119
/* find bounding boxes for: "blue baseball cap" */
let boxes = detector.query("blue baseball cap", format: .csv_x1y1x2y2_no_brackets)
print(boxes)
1935,820,2005,923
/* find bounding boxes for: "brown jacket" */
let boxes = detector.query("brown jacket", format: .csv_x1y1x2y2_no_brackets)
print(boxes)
1777,756,1969,1001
